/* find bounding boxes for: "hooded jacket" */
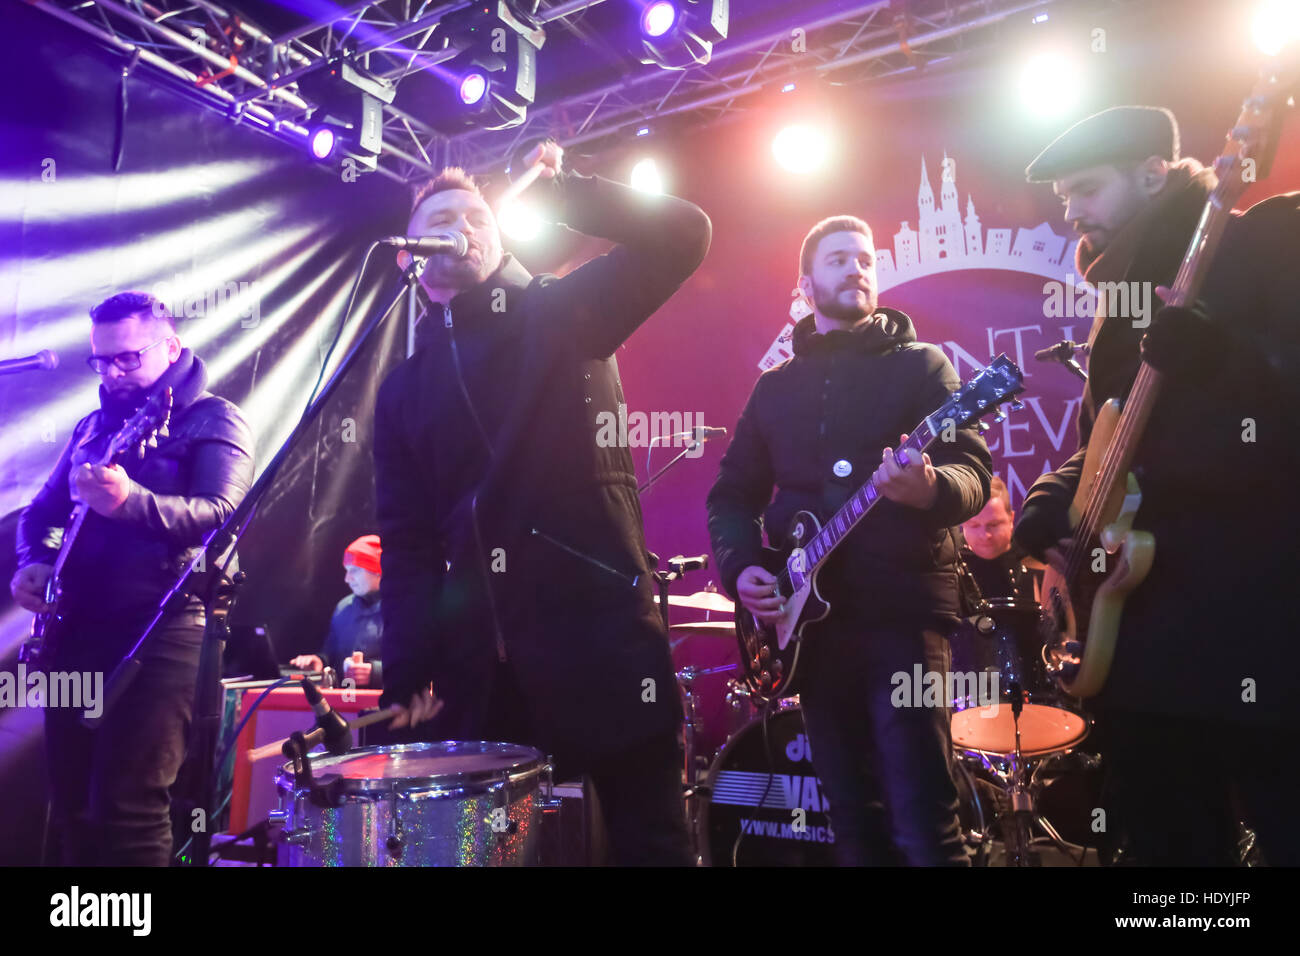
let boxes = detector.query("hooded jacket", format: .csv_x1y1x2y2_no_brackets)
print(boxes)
16,349,255,669
707,308,993,630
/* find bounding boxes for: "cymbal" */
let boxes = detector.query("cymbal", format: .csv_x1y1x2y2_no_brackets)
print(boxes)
666,591,735,613
668,620,736,649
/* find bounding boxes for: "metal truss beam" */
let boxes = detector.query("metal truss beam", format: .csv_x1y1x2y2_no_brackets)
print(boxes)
32,0,1073,184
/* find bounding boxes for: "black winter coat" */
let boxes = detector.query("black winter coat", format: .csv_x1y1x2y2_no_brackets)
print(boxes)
373,172,711,766
707,310,993,630
16,350,255,670
1015,176,1300,723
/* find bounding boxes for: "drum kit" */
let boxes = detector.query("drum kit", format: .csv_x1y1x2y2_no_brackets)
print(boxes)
258,568,1101,867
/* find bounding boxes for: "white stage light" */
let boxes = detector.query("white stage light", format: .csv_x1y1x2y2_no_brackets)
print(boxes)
1019,53,1081,118
1253,1,1300,56
498,200,542,241
772,124,830,174
630,158,664,194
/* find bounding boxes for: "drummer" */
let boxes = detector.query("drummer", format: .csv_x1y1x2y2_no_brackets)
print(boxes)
290,534,384,688
958,476,1040,604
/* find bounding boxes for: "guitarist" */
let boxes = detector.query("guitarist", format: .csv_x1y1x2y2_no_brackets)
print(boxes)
9,291,254,865
707,216,993,865
1013,106,1300,865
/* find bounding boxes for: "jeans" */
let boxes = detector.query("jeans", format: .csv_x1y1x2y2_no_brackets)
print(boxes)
797,619,968,866
44,655,196,866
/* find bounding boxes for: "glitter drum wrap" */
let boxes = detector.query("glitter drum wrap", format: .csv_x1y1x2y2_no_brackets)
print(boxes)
275,742,551,866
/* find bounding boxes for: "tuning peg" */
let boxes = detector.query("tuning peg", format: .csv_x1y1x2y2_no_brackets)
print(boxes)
157,423,169,439
991,411,1006,424
137,443,147,459
976,421,990,434
147,435,159,449
1010,399,1025,412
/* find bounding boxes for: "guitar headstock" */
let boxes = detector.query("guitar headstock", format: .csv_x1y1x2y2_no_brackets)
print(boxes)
108,387,173,461
934,355,1026,432
1214,49,1298,205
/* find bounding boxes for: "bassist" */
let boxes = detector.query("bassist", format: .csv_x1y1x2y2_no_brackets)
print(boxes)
707,216,992,865
1014,106,1300,865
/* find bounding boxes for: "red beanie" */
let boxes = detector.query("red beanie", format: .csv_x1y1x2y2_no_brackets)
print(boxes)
343,534,382,575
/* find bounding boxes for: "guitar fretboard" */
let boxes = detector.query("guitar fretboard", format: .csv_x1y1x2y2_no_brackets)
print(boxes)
795,418,941,575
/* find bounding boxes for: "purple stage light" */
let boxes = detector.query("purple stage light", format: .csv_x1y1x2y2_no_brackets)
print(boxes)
460,71,488,105
308,126,336,160
642,1,677,39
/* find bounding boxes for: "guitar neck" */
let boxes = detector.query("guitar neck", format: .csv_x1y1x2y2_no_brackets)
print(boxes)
49,441,122,584
1070,154,1241,567
801,421,939,573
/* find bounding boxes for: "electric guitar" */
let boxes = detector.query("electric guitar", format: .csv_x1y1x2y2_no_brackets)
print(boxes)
735,356,1025,699
19,388,173,670
1041,53,1297,698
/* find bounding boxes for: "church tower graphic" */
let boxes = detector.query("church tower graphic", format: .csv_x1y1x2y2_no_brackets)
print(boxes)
761,153,1079,370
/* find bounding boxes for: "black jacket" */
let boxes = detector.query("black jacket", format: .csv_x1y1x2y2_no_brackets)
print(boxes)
16,350,255,669
374,172,711,765
707,310,993,629
1014,177,1300,722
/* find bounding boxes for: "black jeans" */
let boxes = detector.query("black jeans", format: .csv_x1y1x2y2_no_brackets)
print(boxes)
44,655,196,866
798,619,968,866
475,661,692,866
1095,709,1300,866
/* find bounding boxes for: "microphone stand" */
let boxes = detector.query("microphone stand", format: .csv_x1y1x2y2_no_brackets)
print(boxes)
637,438,704,496
88,256,423,867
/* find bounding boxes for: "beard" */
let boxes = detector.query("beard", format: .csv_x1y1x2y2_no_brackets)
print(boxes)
812,278,874,323
421,247,493,290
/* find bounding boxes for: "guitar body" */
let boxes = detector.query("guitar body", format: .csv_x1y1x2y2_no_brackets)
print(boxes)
735,510,829,699
1041,399,1156,697
729,356,1026,701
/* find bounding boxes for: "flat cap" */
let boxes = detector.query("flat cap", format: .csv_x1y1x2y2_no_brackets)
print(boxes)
1025,106,1179,182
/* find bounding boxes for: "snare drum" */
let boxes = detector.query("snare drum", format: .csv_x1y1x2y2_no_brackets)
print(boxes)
948,599,1089,756
273,742,550,866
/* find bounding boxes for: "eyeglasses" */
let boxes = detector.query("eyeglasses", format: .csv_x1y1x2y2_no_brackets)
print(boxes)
86,335,172,373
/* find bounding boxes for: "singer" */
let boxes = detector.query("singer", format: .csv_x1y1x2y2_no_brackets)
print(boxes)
373,140,711,864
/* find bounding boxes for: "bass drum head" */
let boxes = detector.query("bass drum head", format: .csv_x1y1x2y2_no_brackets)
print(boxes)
699,707,838,866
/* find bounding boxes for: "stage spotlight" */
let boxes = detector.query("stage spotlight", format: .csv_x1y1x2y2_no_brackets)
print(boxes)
1252,1,1300,56
498,199,543,241
430,1,545,132
630,158,664,194
772,124,830,174
642,1,678,38
460,71,489,106
307,125,338,161
1018,53,1081,118
299,56,395,159
635,0,728,70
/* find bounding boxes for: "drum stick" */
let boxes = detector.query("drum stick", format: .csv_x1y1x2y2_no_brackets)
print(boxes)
245,708,399,763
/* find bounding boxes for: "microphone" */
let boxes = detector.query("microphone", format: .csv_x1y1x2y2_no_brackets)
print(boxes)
378,233,470,257
298,678,352,755
1033,340,1089,363
667,554,709,574
650,425,727,445
0,350,58,376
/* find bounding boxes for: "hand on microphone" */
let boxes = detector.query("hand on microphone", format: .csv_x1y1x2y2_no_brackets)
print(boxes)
522,138,564,180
